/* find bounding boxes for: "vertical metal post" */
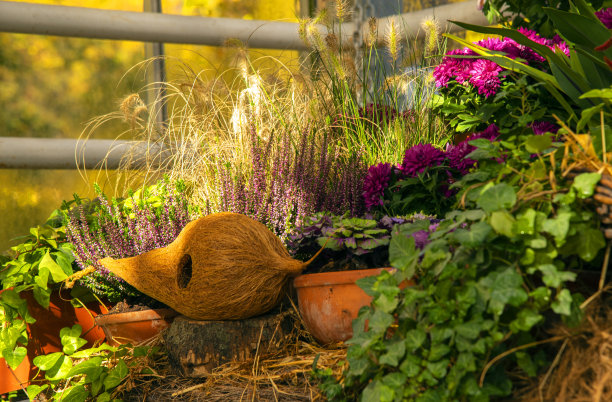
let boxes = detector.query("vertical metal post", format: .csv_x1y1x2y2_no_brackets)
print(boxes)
143,0,167,134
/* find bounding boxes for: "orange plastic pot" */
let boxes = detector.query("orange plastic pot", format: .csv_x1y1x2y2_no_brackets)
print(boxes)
0,289,107,395
94,308,178,346
293,268,414,345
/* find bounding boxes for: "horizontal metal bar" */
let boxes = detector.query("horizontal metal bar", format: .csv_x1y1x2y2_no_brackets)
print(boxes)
375,2,490,41
0,1,489,50
0,137,169,170
0,1,313,50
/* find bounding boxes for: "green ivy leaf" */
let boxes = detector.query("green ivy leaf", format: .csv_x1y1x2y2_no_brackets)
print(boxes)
482,268,528,316
33,286,51,309
33,352,64,370
516,351,538,377
405,328,427,352
61,325,87,355
524,134,552,153
452,221,492,246
577,228,606,261
362,381,395,402
45,355,73,381
429,344,451,361
96,392,111,402
399,354,422,377
66,356,104,379
389,233,418,278
426,359,449,379
489,210,516,238
103,359,128,390
379,340,406,367
39,250,68,282
510,309,543,332
35,267,50,290
3,346,27,370
515,209,536,235
477,183,517,212
369,310,394,335
58,384,89,402
552,289,573,316
541,212,572,246
537,265,577,288
26,384,48,400
572,172,601,198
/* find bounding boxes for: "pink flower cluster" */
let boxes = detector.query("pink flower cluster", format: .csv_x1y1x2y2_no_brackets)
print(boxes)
596,8,612,29
362,125,501,210
433,29,569,97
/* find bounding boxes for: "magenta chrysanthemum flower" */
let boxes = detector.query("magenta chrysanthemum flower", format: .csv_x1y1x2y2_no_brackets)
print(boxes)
363,162,393,210
469,59,502,97
400,144,445,177
433,48,475,87
596,8,612,29
531,121,559,135
447,124,500,174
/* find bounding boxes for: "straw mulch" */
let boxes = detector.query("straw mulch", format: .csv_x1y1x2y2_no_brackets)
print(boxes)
118,306,346,401
514,288,612,402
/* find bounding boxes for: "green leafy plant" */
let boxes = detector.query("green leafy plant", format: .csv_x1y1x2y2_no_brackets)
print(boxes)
28,324,160,401
481,0,606,37
0,207,81,373
446,0,612,139
322,132,607,400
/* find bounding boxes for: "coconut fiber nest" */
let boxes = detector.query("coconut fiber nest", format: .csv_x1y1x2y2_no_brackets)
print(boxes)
99,212,318,320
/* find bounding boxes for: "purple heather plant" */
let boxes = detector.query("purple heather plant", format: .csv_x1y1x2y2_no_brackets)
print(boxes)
219,125,367,238
66,180,192,302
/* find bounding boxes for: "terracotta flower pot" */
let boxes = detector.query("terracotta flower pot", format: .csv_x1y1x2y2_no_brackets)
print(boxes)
293,268,414,345
0,289,107,395
94,308,178,346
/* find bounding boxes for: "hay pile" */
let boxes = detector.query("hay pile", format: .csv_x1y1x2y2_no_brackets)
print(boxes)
100,213,322,320
516,291,612,402
120,306,346,401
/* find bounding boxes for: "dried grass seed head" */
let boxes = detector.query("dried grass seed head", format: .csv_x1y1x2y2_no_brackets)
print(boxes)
385,19,402,63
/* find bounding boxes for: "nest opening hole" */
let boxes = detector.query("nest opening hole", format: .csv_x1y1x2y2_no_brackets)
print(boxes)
177,254,193,289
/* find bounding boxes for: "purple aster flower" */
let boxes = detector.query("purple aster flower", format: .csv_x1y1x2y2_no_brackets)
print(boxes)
469,59,503,97
400,144,446,177
363,162,393,210
596,8,612,29
531,121,560,135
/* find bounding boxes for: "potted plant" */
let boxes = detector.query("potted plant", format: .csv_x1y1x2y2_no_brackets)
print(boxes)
0,212,107,395
63,179,194,345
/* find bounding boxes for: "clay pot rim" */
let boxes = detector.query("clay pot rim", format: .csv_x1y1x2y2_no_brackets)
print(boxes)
94,308,178,325
293,267,394,288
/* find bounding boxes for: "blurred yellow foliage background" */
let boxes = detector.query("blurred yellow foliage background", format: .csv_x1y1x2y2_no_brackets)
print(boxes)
0,0,298,253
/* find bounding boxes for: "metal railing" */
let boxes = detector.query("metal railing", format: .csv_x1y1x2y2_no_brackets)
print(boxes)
0,0,489,169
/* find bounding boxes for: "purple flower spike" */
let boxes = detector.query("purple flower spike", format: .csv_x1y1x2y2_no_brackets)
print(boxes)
363,162,393,210
400,144,445,177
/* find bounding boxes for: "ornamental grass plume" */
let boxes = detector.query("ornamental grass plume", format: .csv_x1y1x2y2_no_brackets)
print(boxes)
66,180,193,302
